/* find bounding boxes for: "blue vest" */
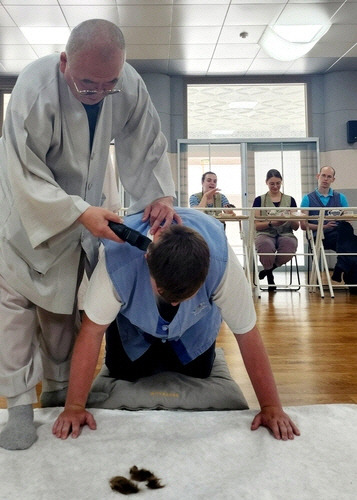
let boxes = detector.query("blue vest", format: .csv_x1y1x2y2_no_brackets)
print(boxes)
103,208,228,364
307,190,342,232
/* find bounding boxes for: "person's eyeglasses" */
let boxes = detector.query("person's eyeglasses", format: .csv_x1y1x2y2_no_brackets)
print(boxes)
71,75,123,96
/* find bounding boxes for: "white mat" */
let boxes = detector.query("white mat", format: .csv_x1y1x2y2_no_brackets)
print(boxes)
1,405,356,500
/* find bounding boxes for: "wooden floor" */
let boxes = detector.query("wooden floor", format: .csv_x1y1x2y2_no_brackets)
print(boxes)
1,274,357,410
220,282,357,408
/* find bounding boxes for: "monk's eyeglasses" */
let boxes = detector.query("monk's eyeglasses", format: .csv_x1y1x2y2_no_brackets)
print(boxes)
70,75,123,96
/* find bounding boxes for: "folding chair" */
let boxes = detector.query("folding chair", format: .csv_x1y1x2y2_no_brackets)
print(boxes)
253,246,301,298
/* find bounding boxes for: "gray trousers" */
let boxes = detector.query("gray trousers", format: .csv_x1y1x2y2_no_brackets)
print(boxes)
0,274,80,408
255,234,298,270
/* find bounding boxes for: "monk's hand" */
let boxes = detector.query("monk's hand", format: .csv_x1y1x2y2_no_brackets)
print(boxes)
142,197,182,234
78,206,123,242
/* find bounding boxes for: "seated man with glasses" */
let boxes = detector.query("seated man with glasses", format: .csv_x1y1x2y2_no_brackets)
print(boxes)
0,19,180,451
300,166,357,287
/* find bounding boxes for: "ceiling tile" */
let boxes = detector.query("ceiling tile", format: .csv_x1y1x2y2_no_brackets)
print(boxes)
219,25,265,44
2,1,58,4
32,44,65,58
225,3,285,26
308,42,355,58
0,59,33,73
0,1,356,77
174,0,229,4
214,43,260,59
231,0,286,3
343,45,357,57
327,2,357,23
126,44,169,59
4,6,67,26
116,0,172,4
276,3,341,25
0,26,28,43
60,0,116,4
117,5,173,26
0,44,37,59
62,6,119,27
170,44,215,59
172,5,228,26
285,57,338,74
168,58,210,75
121,27,171,45
246,58,293,75
171,26,221,44
0,5,16,26
325,57,357,73
323,24,357,44
208,58,252,74
287,0,348,3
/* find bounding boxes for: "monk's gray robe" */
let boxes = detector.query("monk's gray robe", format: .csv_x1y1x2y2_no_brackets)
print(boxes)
0,54,175,314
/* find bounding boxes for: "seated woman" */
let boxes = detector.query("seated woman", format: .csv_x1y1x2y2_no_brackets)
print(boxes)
189,171,234,217
253,169,299,290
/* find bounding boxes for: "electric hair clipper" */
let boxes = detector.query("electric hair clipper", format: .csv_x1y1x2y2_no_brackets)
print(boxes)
108,221,151,251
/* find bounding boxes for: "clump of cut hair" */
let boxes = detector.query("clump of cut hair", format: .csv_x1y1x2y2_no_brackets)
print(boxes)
109,466,165,494
129,466,165,489
146,225,210,303
146,477,165,489
66,19,125,63
129,466,154,482
109,476,139,494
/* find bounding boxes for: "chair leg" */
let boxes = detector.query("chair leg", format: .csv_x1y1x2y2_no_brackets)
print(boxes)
255,253,300,292
286,255,300,290
306,231,325,297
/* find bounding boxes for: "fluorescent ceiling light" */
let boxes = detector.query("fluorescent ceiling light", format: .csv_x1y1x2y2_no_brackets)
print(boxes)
229,101,257,109
20,27,70,45
273,25,326,43
259,23,331,62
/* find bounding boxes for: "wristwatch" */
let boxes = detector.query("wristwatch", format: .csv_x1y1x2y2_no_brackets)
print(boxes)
268,221,273,228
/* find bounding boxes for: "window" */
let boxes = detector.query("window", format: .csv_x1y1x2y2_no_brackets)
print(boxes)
187,83,307,139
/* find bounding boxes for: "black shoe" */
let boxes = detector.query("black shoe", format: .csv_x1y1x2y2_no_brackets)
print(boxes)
259,264,277,280
259,269,268,279
267,270,276,291
331,265,343,282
